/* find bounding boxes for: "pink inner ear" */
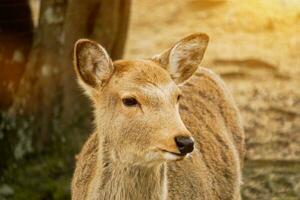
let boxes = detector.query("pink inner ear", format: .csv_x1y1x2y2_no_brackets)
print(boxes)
167,36,208,84
74,40,114,88
150,34,209,84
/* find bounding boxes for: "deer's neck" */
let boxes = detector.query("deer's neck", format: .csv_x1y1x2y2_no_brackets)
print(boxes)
90,137,168,200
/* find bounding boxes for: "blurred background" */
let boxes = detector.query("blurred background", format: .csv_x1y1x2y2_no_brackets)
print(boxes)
0,0,299,199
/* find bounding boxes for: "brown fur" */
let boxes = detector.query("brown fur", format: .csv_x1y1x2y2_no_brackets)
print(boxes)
71,34,245,200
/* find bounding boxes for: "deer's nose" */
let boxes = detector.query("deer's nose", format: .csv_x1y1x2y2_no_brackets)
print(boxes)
174,136,194,155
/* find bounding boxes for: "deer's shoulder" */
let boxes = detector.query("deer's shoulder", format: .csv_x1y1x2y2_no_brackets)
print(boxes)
72,132,98,200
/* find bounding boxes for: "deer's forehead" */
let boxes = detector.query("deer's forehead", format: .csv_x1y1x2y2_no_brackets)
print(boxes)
130,82,177,98
111,78,178,100
113,60,171,82
110,60,179,98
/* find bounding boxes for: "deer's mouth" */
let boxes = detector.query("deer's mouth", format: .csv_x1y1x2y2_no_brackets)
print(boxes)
159,149,187,160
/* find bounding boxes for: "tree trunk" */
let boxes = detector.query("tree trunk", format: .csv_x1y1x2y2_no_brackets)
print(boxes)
0,0,131,198
8,0,69,154
8,0,131,157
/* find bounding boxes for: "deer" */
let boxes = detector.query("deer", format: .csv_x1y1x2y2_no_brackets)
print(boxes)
71,33,245,200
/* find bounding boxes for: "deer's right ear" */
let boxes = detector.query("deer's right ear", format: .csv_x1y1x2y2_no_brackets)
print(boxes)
74,39,114,91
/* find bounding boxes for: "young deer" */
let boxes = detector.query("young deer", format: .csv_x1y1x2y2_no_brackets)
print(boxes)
71,33,245,200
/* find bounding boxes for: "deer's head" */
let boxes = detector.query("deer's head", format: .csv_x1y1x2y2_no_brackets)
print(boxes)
74,33,209,165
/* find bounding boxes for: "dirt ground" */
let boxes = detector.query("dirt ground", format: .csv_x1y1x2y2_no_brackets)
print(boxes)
125,0,300,199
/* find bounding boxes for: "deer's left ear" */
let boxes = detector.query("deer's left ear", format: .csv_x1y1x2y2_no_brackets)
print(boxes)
152,33,209,84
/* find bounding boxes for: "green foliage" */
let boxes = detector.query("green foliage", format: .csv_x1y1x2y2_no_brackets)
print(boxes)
0,154,72,200
0,111,89,200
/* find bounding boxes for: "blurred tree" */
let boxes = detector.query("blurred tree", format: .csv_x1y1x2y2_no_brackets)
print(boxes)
0,0,33,110
0,0,130,199
0,0,33,176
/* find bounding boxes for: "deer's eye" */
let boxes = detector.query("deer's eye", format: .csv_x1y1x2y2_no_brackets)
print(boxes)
177,94,182,102
122,97,139,107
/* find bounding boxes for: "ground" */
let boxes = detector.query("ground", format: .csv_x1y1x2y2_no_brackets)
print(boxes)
125,0,300,199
